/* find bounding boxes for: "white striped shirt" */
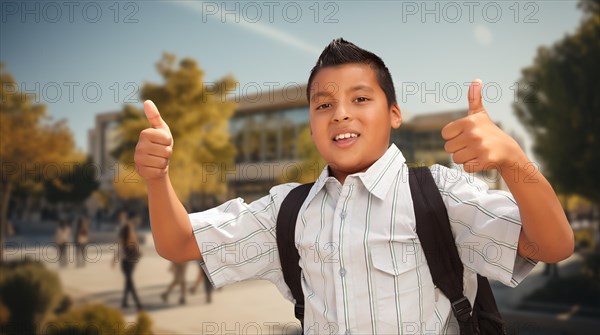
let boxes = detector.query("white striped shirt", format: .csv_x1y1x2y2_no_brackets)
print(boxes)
190,144,537,334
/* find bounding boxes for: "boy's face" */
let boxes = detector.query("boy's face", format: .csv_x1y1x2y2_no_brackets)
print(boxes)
309,63,401,182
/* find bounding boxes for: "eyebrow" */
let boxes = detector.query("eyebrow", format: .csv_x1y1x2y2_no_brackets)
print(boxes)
311,84,375,101
312,90,333,101
348,85,374,93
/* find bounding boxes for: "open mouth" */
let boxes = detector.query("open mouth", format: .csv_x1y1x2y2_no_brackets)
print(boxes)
333,133,360,142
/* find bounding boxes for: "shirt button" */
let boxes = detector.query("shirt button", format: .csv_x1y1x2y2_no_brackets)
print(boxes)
340,211,347,220
339,268,346,277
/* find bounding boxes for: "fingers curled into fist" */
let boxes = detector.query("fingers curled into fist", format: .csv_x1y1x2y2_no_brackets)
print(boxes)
134,100,173,180
441,79,523,173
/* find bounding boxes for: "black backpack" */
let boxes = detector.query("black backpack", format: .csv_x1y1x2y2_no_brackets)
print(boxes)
276,166,507,335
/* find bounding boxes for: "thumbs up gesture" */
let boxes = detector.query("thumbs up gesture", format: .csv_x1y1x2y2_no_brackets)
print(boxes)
134,100,173,180
441,79,524,173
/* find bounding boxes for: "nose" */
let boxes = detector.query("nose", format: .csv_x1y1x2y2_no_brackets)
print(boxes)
334,116,350,122
333,104,351,122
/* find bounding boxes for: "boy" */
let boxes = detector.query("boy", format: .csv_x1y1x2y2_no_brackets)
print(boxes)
135,39,573,334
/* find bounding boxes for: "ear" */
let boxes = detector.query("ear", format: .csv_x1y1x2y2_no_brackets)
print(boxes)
390,103,402,129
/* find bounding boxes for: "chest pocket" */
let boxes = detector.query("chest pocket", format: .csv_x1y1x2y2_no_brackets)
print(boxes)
370,240,421,276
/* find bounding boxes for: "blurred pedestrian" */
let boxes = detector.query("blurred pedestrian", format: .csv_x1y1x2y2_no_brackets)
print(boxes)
117,209,128,227
6,220,16,237
190,260,214,303
55,220,71,268
75,217,90,267
161,261,188,305
113,217,143,311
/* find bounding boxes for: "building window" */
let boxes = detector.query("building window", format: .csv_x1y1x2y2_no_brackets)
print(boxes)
280,121,297,160
231,107,309,163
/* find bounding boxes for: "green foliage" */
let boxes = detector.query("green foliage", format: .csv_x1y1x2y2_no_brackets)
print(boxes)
129,311,153,335
44,304,153,335
43,156,100,204
0,260,153,335
513,0,600,201
53,295,73,315
111,53,237,203
0,64,78,258
279,125,326,184
574,228,595,250
0,259,64,335
0,63,78,185
578,0,600,17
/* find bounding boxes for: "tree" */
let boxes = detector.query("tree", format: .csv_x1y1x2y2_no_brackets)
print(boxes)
0,64,77,259
112,53,237,206
279,125,326,184
43,156,99,207
513,0,600,202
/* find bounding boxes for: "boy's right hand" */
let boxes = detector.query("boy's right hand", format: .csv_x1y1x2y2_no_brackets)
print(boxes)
134,100,173,180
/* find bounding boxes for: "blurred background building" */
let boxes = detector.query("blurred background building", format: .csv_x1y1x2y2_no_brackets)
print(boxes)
88,112,120,194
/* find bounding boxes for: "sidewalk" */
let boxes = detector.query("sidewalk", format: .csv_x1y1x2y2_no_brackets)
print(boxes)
5,238,300,334
4,233,597,334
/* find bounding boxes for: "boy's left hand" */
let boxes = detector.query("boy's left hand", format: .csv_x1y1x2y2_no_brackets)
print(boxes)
441,79,525,173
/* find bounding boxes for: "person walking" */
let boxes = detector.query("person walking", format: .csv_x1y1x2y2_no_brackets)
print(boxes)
55,220,71,268
190,260,214,303
161,261,188,305
74,217,90,267
113,217,143,311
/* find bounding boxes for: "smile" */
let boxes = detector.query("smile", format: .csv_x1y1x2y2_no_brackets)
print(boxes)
333,133,360,141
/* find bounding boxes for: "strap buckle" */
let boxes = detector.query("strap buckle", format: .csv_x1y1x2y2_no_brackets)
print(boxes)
451,296,472,322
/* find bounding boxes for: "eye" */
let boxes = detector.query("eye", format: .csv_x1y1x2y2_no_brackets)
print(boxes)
354,97,369,103
316,103,332,110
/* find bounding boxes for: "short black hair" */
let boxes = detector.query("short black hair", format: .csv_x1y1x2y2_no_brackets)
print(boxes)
307,38,397,108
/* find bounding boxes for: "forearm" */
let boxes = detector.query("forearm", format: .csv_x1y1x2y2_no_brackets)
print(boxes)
146,175,201,262
501,155,574,262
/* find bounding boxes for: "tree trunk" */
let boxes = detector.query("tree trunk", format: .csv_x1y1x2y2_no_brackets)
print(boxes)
0,181,12,262
595,203,600,252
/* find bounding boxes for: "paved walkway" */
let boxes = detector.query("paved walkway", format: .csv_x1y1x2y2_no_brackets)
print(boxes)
5,237,300,334
3,231,595,334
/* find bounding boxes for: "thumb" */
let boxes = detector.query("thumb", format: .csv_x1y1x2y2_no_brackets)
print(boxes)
468,79,484,115
144,100,170,131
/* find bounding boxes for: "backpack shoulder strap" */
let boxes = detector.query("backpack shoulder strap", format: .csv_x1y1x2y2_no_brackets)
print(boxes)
276,182,314,326
408,166,475,333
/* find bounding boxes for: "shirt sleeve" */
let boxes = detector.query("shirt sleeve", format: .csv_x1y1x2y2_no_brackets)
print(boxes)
188,182,299,302
430,164,538,287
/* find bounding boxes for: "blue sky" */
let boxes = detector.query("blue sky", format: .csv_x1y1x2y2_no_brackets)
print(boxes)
1,0,583,156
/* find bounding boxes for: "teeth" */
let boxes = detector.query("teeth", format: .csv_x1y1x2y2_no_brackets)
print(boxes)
335,133,359,141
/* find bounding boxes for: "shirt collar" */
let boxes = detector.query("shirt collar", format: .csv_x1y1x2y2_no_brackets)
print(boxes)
309,144,406,202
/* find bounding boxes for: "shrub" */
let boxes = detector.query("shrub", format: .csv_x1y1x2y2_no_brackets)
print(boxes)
126,311,153,335
53,295,72,315
0,259,63,335
44,304,153,335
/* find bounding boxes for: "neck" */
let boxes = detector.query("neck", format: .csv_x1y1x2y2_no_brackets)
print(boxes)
329,166,348,184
